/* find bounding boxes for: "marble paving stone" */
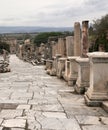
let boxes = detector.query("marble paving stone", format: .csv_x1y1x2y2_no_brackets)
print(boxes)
0,83,11,87
24,110,42,120
0,119,3,125
0,99,28,104
82,125,108,130
27,120,41,130
58,95,84,103
32,104,64,112
16,105,31,110
0,55,108,130
11,82,32,86
41,118,81,130
33,92,45,99
11,128,25,130
60,118,81,130
44,88,57,95
0,87,11,90
0,110,23,119
0,127,3,130
0,92,11,99
65,107,108,118
75,115,101,125
31,105,41,111
11,92,33,99
10,87,29,92
61,102,87,109
0,103,18,109
42,112,67,118
58,87,74,93
29,97,59,105
28,99,48,105
9,89,27,93
1,119,26,128
100,117,108,125
41,118,66,130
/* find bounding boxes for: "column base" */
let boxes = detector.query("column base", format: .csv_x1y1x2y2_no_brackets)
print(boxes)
50,68,56,76
62,73,69,81
46,69,51,75
68,78,76,86
102,101,108,113
74,84,85,94
84,94,102,107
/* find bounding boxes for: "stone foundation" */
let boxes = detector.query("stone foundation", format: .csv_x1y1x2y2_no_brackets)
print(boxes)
68,56,79,86
84,52,108,106
57,58,66,78
63,59,70,81
75,57,90,94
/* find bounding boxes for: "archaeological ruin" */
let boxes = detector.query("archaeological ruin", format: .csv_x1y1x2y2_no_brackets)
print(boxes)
0,20,108,130
44,20,108,113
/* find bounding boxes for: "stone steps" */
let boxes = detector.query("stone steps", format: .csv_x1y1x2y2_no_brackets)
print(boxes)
102,101,108,113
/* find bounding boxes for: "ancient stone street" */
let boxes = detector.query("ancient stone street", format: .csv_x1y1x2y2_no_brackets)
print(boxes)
0,55,108,130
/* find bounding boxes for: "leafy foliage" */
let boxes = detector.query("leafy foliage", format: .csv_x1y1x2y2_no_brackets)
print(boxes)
0,42,10,54
89,14,108,51
93,14,108,36
33,32,72,47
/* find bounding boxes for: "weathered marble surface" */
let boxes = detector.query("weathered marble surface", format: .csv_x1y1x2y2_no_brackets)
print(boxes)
0,55,108,130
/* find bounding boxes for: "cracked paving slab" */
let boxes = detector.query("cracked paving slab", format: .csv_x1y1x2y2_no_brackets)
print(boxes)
0,55,108,130
82,125,108,130
0,110,23,119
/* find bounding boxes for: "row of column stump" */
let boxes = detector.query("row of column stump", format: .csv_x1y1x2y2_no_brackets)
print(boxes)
45,20,108,113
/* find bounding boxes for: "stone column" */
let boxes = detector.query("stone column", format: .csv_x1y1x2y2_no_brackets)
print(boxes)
84,52,108,106
67,22,81,86
75,57,90,94
52,42,57,58
58,37,66,57
68,56,79,86
81,21,89,57
66,36,74,56
74,22,81,56
19,45,23,59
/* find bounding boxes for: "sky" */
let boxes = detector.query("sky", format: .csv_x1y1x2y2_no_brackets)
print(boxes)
0,0,107,27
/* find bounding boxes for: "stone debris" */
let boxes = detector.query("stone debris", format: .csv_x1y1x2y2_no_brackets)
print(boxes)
0,60,10,73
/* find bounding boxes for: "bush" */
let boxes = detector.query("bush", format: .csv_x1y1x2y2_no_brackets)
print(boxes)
0,42,10,54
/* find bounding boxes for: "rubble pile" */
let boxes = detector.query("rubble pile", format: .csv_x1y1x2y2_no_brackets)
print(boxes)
0,60,10,73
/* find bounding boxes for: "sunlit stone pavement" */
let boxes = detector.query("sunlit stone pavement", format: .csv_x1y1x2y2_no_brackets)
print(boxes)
0,55,108,130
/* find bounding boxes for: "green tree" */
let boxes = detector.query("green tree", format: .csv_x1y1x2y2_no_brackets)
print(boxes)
23,33,31,40
0,42,10,54
91,14,108,51
33,32,67,47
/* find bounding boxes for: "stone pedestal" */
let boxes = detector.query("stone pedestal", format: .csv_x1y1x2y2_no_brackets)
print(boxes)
57,58,66,78
84,52,108,106
68,56,79,86
75,57,90,94
50,54,61,76
45,60,53,74
63,59,70,81
50,57,56,76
